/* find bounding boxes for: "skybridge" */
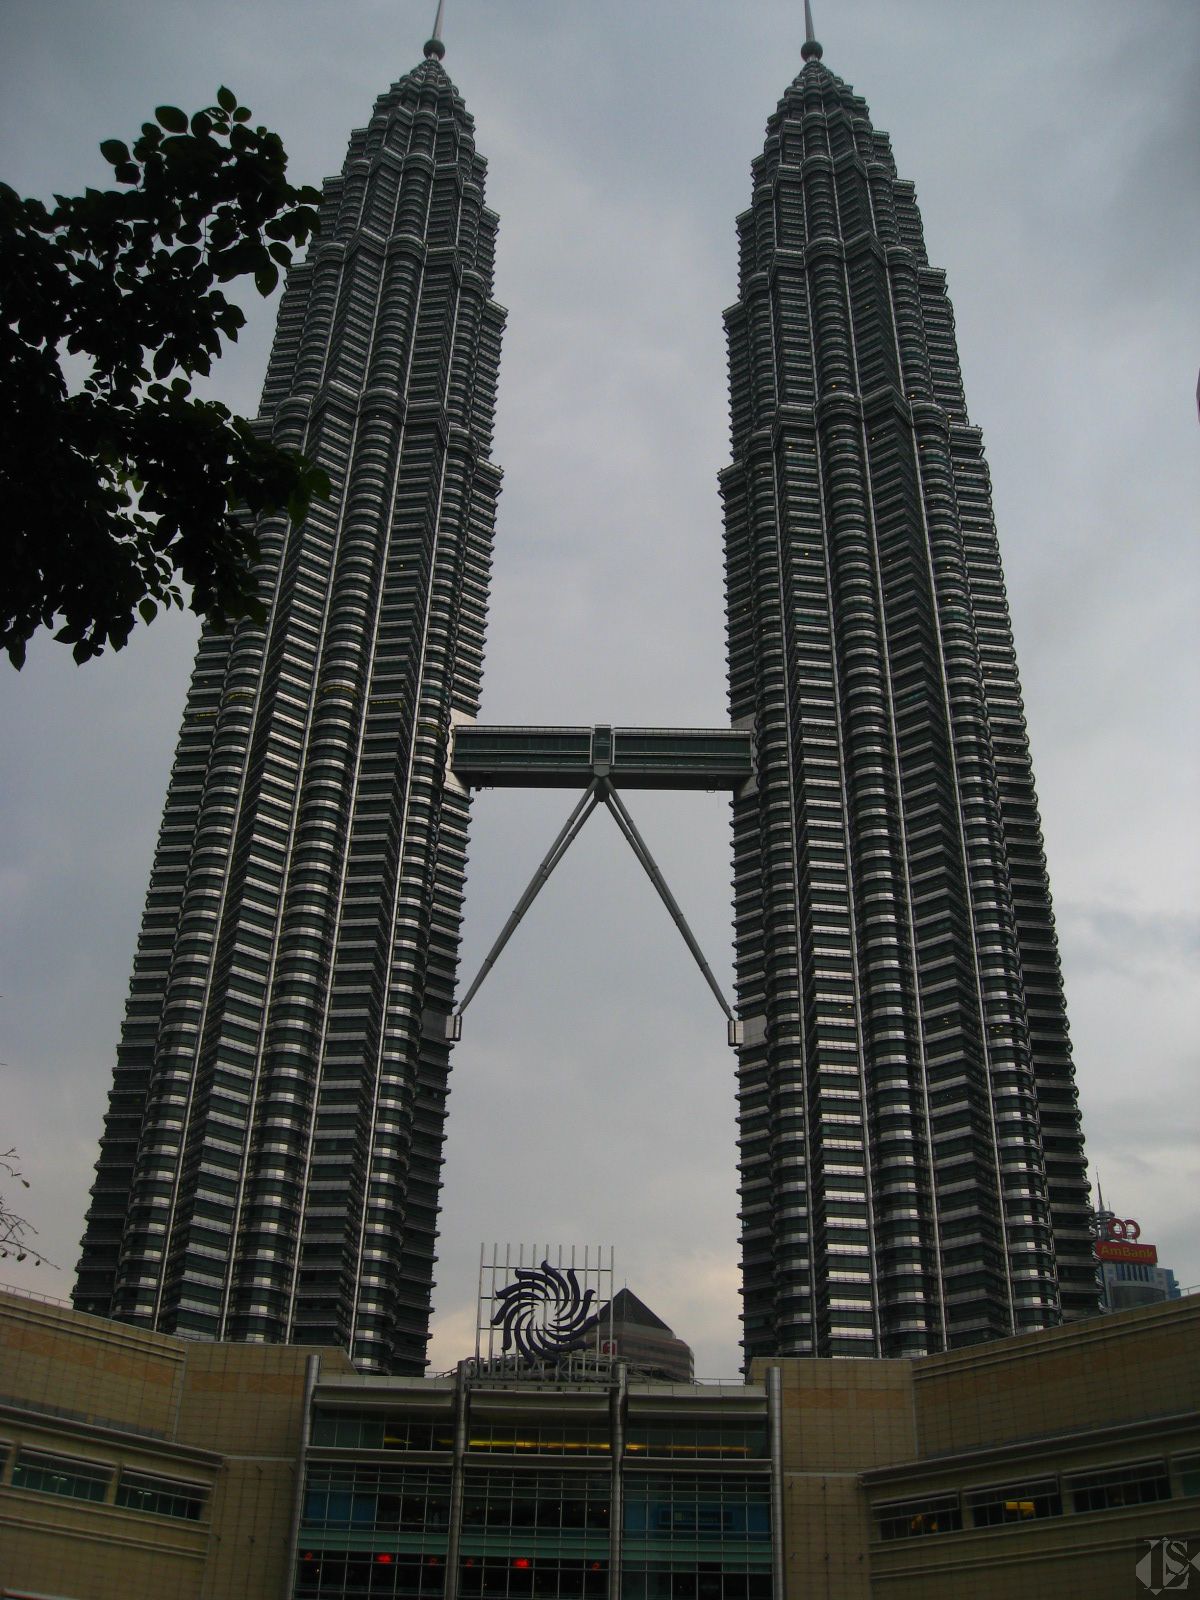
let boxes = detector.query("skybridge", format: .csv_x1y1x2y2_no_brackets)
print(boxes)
442,723,756,1042
450,722,755,792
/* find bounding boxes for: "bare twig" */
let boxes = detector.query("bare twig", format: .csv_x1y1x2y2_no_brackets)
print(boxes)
0,1148,59,1269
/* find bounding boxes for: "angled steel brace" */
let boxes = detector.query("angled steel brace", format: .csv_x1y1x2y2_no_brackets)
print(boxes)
598,780,736,1027
455,779,603,1022
451,776,739,1042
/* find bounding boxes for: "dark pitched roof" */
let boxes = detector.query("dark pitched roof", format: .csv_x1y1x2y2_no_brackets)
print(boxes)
608,1288,674,1334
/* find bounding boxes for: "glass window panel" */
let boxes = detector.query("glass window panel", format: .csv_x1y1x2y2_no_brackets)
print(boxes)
967,1479,1061,1527
11,1451,111,1503
1067,1462,1170,1514
876,1495,962,1540
116,1469,207,1520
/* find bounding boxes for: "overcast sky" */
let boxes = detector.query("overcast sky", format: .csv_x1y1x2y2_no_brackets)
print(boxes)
1,1,1196,1376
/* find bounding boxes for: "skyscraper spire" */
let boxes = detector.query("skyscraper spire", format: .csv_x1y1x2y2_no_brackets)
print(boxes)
424,0,446,59
801,0,823,61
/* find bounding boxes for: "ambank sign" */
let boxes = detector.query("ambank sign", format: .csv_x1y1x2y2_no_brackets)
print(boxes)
1096,1216,1159,1267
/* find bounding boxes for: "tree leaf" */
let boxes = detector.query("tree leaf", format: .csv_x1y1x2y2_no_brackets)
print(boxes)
2,89,327,671
217,86,237,112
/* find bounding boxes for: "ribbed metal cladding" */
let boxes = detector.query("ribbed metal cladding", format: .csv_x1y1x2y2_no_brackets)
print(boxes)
74,50,504,1374
721,53,1096,1364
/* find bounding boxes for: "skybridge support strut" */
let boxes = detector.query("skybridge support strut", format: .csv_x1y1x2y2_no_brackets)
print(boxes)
454,779,603,1026
451,774,740,1044
597,781,736,1029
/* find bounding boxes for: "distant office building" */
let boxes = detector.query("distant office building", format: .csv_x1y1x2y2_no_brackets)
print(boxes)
1104,1261,1181,1312
580,1288,695,1384
1093,1208,1182,1312
721,15,1096,1361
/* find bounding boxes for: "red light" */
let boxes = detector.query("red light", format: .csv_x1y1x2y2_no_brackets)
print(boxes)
376,1554,394,1565
465,1560,476,1569
513,1558,532,1570
302,1553,315,1563
590,1564,603,1572
427,1557,441,1567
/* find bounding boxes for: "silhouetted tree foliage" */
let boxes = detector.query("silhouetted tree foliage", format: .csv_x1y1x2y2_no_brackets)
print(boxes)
1,90,329,668
1,1147,55,1269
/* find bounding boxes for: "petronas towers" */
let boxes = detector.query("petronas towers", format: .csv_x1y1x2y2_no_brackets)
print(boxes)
76,20,1096,1371
75,32,502,1372
723,29,1094,1360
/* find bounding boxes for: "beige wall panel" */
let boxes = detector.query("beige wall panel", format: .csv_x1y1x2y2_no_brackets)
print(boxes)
201,1458,299,1600
176,1343,314,1455
0,1499,205,1600
765,1356,917,1472
914,1302,1200,1457
781,1472,872,1600
0,1291,183,1435
870,1509,1200,1599
0,1417,217,1478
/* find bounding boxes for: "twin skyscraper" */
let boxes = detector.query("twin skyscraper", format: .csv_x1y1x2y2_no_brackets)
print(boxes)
74,17,1096,1372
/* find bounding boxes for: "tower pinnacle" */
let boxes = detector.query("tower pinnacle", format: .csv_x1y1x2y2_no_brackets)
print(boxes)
424,0,446,59
801,0,823,60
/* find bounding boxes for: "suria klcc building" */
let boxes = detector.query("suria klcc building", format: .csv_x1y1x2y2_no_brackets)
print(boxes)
74,13,1096,1373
